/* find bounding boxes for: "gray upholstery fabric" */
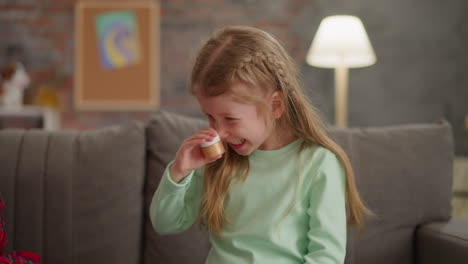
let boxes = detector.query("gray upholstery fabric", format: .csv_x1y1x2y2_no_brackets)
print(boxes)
331,120,454,264
144,111,455,264
0,110,463,264
144,111,210,264
44,131,76,263
73,122,145,263
0,129,24,255
0,122,145,264
416,218,468,264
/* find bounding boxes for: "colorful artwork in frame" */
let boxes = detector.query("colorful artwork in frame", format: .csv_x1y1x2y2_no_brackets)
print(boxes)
95,10,141,70
75,1,159,111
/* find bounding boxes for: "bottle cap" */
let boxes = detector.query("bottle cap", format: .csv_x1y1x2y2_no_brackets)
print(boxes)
201,134,220,147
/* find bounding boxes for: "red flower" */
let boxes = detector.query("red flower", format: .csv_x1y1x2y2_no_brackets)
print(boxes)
0,194,40,263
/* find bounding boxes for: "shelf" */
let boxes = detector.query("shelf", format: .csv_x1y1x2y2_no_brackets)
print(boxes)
0,106,61,130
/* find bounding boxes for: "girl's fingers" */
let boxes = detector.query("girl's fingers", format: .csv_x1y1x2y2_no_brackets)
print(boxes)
184,136,213,147
186,131,217,143
174,128,220,172
179,128,219,153
188,134,213,141
199,128,218,137
183,138,206,149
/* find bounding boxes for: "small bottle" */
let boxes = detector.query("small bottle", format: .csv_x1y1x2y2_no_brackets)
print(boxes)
201,134,225,159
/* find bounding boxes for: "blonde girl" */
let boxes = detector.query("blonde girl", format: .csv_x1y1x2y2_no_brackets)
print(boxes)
150,25,370,264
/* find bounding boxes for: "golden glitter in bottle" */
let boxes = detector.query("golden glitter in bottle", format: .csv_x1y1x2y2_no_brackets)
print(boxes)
201,134,225,160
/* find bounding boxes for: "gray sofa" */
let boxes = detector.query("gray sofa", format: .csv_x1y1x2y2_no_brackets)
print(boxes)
0,110,467,264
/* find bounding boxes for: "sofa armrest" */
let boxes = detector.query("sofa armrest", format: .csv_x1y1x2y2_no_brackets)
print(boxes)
416,217,468,264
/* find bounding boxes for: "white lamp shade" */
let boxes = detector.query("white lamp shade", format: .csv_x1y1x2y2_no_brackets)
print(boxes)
306,15,376,68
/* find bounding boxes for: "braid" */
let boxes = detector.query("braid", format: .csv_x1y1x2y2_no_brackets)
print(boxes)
236,51,293,94
193,26,371,234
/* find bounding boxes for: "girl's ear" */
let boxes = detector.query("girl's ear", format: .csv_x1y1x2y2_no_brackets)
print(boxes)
270,91,285,119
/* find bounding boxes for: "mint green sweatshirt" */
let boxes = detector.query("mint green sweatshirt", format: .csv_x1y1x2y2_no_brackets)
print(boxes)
150,138,347,264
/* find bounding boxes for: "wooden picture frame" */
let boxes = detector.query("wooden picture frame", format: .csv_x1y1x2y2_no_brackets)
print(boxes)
74,0,159,111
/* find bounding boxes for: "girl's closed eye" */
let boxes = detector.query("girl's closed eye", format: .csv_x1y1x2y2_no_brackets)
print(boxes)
205,114,238,122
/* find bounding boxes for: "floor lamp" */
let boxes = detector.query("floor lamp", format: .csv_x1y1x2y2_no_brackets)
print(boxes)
306,15,376,128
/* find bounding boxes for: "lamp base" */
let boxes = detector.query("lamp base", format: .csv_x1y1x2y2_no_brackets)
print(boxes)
335,65,348,128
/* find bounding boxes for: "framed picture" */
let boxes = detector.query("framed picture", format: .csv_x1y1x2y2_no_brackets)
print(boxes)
74,0,159,111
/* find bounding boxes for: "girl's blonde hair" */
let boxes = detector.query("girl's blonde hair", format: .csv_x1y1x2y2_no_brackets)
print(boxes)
191,25,372,235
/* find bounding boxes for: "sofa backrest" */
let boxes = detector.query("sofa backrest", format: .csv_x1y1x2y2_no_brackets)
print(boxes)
144,110,454,264
0,122,146,264
331,121,453,264
0,110,454,264
144,111,210,264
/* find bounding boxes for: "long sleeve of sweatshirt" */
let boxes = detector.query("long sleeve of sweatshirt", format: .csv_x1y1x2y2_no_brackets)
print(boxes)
149,161,204,235
150,139,347,264
303,148,347,263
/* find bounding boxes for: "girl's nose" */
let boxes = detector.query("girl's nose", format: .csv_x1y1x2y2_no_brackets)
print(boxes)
215,127,228,140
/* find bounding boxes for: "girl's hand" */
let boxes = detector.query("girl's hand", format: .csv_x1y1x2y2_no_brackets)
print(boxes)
170,128,223,183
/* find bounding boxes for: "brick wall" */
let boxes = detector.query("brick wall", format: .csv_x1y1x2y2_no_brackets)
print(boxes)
0,0,467,154
0,0,312,130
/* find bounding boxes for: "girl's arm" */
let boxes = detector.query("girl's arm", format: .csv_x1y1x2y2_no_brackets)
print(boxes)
304,150,347,264
149,161,204,235
150,128,222,235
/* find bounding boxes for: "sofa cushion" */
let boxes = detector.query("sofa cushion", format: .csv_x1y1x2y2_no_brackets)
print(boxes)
73,122,146,263
0,122,146,264
330,120,453,264
144,110,210,264
144,110,454,264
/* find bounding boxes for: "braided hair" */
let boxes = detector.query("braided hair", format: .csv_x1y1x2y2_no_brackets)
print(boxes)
191,26,372,235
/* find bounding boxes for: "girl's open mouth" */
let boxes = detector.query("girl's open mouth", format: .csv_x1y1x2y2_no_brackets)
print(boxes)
229,139,246,149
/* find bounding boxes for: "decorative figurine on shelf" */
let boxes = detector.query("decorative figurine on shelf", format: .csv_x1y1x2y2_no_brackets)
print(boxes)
33,83,62,111
0,61,30,110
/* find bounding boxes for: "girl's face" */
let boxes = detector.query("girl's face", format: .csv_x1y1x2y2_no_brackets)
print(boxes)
196,83,285,156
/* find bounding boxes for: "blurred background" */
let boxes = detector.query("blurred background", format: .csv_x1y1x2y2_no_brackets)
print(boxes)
0,0,467,217
0,0,466,152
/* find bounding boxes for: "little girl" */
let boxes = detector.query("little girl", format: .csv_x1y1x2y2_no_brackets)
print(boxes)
150,25,370,264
